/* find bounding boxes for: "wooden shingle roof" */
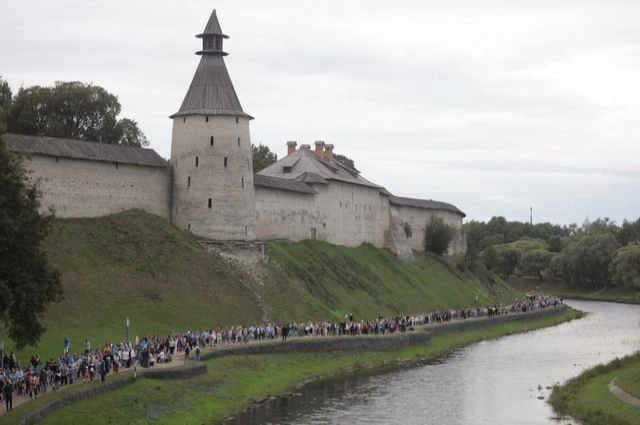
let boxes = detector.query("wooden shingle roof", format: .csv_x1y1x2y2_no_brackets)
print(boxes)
254,174,316,194
3,133,169,168
170,10,251,119
389,195,466,217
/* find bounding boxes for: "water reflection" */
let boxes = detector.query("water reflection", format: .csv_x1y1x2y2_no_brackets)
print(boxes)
226,301,640,425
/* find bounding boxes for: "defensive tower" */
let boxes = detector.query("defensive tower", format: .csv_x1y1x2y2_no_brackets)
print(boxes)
170,9,256,240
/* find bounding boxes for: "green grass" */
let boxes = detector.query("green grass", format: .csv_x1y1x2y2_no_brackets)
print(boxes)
2,210,521,365
615,361,640,399
7,210,264,364
549,352,640,425
258,240,520,323
0,308,580,425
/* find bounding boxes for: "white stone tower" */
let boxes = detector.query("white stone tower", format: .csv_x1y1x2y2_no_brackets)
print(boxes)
170,9,256,240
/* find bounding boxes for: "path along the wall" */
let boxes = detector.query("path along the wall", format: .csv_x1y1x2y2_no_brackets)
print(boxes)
8,305,568,425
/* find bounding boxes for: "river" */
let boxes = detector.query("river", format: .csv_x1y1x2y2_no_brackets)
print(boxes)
226,300,640,425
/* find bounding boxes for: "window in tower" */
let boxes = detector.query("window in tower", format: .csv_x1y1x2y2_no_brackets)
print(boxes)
205,116,209,123
187,176,191,187
236,117,239,124
237,137,241,147
241,178,244,189
210,136,214,146
183,117,186,123
224,157,228,167
195,156,199,167
208,198,212,209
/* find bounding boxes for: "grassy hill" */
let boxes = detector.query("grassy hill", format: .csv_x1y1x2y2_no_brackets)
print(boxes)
5,210,521,362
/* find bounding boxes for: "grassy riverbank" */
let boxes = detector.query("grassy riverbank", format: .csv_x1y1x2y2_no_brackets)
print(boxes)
0,307,581,424
507,277,640,304
4,210,522,365
549,352,640,425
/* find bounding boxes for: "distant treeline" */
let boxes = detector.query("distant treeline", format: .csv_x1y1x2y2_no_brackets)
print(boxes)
463,216,640,289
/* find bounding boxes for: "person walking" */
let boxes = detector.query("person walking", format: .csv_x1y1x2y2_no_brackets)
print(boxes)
3,379,13,412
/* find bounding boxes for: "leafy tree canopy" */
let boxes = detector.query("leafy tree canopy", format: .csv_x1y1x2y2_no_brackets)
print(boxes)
554,233,619,288
424,216,454,256
6,81,148,147
609,243,640,289
0,136,62,348
252,143,278,172
0,76,12,134
333,153,359,173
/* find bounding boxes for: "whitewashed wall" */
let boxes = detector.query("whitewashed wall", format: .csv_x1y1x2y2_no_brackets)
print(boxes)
255,181,389,247
394,204,466,254
171,114,256,240
21,154,171,219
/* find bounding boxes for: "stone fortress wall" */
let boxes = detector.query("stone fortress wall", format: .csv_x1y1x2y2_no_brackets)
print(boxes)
10,140,171,220
255,179,391,248
4,9,467,258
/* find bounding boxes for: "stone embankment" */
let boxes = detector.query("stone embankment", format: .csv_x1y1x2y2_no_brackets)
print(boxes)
13,305,567,425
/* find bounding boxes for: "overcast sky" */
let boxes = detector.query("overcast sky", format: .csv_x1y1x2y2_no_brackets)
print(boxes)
2,0,639,226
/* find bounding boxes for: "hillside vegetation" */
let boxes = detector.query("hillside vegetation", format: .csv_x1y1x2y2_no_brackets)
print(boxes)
8,210,520,361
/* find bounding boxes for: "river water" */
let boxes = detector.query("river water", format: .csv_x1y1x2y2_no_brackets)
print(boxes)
227,300,640,425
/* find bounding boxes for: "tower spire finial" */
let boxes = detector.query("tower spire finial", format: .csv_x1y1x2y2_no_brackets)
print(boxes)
196,9,229,56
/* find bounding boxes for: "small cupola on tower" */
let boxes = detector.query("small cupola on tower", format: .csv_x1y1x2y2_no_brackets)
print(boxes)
196,9,229,56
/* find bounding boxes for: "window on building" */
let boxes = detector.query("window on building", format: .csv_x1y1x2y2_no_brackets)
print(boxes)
311,228,317,240
237,137,241,146
236,116,239,124
283,166,292,173
205,116,209,122
183,117,186,123
187,176,191,187
115,162,119,170
210,136,214,146
224,157,228,167
241,178,244,189
195,156,199,167
208,198,212,209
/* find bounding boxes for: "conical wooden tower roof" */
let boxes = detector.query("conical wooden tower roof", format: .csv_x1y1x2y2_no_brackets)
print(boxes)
170,9,252,119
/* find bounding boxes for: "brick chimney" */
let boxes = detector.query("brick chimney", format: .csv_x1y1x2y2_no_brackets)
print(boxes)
324,144,334,162
314,141,325,159
286,141,297,156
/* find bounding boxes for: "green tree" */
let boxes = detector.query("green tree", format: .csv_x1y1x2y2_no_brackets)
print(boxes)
0,137,62,348
494,245,522,277
609,243,640,288
333,153,359,172
424,216,454,255
555,233,619,288
481,245,499,271
252,143,278,172
0,76,12,133
520,248,554,279
7,81,148,146
618,218,640,246
548,235,562,253
114,117,149,147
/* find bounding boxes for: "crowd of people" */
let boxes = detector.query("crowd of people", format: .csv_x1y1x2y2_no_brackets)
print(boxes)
0,293,562,412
